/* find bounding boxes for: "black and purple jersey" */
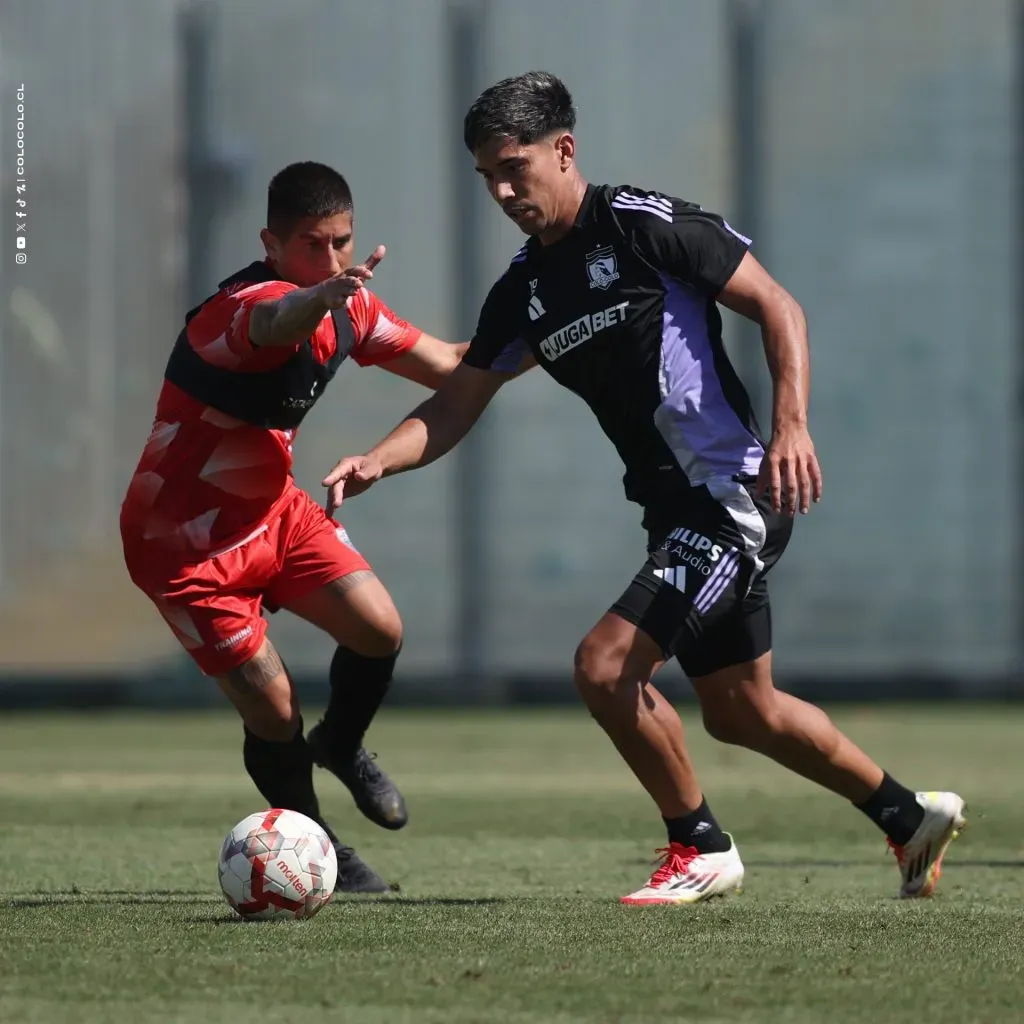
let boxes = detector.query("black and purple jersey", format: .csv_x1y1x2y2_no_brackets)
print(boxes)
464,184,764,516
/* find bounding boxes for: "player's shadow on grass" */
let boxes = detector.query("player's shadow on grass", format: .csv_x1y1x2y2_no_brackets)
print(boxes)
180,896,509,925
3,892,510,916
3,889,223,908
185,914,264,925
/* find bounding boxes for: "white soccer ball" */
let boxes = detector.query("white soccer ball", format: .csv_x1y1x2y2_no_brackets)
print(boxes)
218,808,338,920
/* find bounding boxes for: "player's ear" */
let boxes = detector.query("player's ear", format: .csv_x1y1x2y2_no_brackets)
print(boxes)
259,227,281,261
556,133,575,170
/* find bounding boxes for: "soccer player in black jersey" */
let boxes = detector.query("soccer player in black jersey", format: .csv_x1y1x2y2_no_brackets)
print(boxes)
323,72,965,903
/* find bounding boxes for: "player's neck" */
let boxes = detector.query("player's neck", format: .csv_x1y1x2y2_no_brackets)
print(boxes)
538,176,589,246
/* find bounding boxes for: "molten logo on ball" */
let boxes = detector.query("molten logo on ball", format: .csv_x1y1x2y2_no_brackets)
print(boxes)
276,858,308,896
218,808,338,920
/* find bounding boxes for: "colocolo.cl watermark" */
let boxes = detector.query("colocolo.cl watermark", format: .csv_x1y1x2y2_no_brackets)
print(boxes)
14,83,27,264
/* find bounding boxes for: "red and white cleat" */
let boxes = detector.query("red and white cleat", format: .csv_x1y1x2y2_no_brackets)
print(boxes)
620,837,744,905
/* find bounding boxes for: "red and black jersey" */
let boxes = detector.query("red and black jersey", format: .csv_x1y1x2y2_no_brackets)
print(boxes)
120,260,420,561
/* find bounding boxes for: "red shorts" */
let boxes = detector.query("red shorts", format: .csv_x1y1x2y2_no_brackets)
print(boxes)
125,489,370,676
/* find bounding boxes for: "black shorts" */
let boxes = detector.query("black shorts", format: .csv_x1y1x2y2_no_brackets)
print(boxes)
611,480,793,678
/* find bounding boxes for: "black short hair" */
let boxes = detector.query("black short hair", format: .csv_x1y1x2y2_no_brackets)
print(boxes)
463,71,576,153
266,161,353,238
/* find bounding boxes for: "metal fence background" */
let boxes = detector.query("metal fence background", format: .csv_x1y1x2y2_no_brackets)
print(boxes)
0,0,1018,696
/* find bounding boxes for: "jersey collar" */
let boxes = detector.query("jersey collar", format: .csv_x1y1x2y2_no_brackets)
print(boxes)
530,182,598,256
574,182,599,227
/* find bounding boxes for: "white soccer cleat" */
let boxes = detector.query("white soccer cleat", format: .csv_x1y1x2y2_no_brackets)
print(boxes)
620,836,744,905
889,791,966,899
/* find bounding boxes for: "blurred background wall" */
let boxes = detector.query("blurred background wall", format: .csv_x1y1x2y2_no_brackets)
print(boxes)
0,0,1019,704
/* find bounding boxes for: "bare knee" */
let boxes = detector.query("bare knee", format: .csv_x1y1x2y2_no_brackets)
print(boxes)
324,573,403,658
573,634,632,711
573,615,665,717
219,643,298,742
232,688,298,741
347,606,402,658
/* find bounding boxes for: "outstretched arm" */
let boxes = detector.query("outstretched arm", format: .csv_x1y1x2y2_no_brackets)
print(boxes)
248,247,385,348
374,361,503,474
322,360,518,515
324,257,534,513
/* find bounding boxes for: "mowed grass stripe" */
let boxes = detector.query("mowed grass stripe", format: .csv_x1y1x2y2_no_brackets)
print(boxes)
1,707,1022,1023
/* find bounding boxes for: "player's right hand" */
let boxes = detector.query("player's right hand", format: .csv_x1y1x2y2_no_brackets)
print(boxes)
322,453,385,517
316,245,386,309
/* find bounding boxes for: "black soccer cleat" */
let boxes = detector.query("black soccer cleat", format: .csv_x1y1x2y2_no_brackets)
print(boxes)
307,722,409,831
332,841,391,894
314,817,391,894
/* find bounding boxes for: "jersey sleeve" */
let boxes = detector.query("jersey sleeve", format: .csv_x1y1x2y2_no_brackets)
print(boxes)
188,279,308,371
226,281,297,354
462,265,531,374
612,188,751,296
347,288,422,367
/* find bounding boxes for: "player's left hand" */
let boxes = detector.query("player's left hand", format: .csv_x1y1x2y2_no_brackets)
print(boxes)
756,425,822,516
321,453,384,517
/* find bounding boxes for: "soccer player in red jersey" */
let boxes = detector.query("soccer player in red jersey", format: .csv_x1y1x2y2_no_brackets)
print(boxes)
121,162,465,892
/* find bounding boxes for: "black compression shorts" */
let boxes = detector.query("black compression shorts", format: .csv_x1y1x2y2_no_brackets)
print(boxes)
611,481,793,678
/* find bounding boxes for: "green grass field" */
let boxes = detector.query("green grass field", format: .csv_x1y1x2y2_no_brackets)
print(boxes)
1,705,1022,1023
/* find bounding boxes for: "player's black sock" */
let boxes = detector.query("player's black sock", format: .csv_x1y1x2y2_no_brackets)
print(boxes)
855,772,924,845
242,717,322,823
664,798,731,854
321,644,400,752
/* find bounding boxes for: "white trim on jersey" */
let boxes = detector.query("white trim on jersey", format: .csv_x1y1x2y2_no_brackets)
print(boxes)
723,220,753,246
613,190,673,213
369,309,409,347
611,192,674,223
230,281,283,300
511,244,529,264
